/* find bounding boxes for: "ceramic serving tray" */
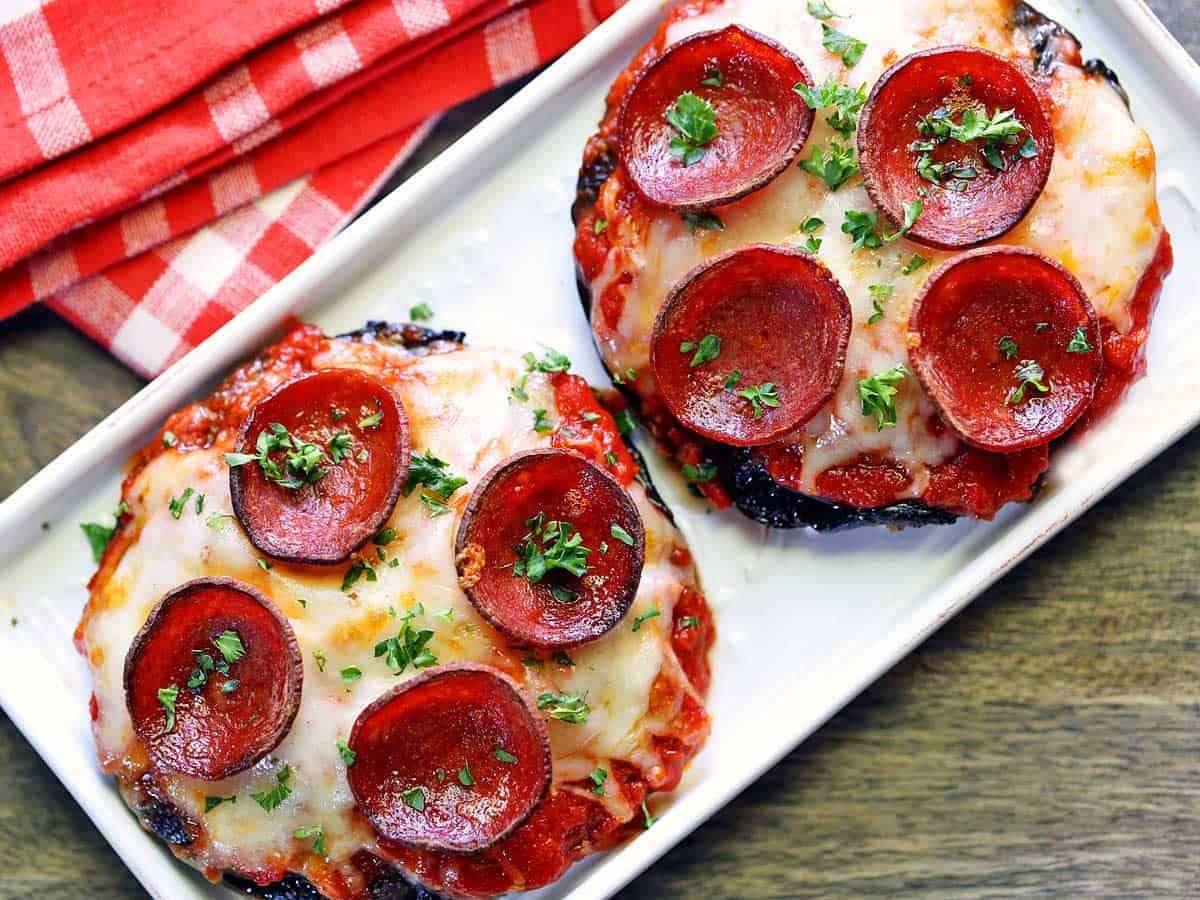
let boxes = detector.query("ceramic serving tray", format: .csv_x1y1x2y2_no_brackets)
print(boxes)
0,1,1197,897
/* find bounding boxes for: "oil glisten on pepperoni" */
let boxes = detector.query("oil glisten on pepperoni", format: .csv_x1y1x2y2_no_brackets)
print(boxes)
124,578,302,780
229,368,410,564
651,244,851,447
348,664,551,853
455,449,645,649
618,25,814,210
859,46,1054,249
909,247,1102,453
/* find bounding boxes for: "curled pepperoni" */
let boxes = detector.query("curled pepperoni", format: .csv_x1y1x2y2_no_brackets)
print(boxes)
123,577,302,780
229,369,409,565
348,664,551,853
650,244,851,447
858,46,1054,249
618,25,814,211
908,247,1102,453
455,449,645,649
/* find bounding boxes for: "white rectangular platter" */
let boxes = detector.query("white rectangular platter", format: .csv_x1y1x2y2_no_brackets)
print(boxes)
1,1,1197,897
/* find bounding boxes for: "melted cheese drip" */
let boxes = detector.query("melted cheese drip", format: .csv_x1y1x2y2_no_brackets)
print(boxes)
80,345,699,875
593,0,1162,496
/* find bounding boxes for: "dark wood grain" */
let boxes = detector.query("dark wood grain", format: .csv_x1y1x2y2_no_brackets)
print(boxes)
0,4,1195,897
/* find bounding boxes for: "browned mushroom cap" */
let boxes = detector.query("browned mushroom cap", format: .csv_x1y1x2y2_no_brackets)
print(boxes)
229,369,410,565
618,25,815,211
124,577,303,780
651,244,851,447
347,663,552,853
454,448,645,649
858,45,1055,249
908,246,1103,452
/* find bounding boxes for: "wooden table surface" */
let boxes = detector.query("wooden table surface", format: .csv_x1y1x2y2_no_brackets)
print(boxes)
1,3,1197,897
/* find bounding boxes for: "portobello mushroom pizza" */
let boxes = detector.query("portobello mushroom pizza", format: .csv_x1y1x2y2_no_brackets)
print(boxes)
75,321,713,899
572,0,1174,530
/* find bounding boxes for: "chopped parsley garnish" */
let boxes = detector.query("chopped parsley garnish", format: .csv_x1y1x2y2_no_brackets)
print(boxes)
553,651,574,666
916,153,978,188
605,451,619,468
801,217,824,234
591,767,608,795
806,0,845,19
680,615,701,628
724,370,743,391
256,558,272,572
294,825,326,858
251,765,293,812
537,691,591,724
666,91,718,166
410,302,434,321
204,795,236,812
358,410,383,429
679,333,721,367
858,365,909,430
998,335,1020,360
401,786,425,811
337,739,356,767
792,75,866,137
642,799,656,829
156,685,179,736
341,560,375,591
631,608,661,632
737,382,781,419
404,449,467,516
458,765,475,787
340,666,362,686
610,522,635,546
225,422,341,491
162,431,177,448
168,487,194,519
915,106,1029,174
1035,322,1050,333
614,408,638,435
494,748,518,764
1007,360,1050,405
221,679,240,694
821,24,866,67
700,66,724,87
313,649,327,672
514,513,592,584
902,254,929,275
374,623,436,673
682,211,724,234
532,408,553,433
524,345,572,373
842,199,922,250
1067,326,1093,353
328,430,352,463
799,141,859,191
80,501,129,563
213,629,245,664
593,217,609,235
867,284,894,324
682,462,718,483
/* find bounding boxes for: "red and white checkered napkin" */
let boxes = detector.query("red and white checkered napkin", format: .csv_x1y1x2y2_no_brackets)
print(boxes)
0,0,618,377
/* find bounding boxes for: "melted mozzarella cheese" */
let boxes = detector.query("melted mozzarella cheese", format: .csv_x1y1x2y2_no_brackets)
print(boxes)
592,0,1162,496
79,344,701,876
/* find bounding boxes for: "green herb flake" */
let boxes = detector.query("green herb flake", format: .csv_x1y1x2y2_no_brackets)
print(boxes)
251,765,293,812
294,824,327,858
401,786,425,811
1007,359,1050,405
858,365,909,430
631,608,661,632
204,795,236,813
156,685,179,736
593,217,609,235
340,666,362,687
514,513,592,584
168,487,195,520
680,333,721,367
821,24,867,67
902,254,929,275
410,302,434,321
162,431,177,448
737,382,781,419
680,615,701,628
682,462,718,484
681,211,725,234
337,739,356,767
666,91,718,166
610,523,635,546
998,335,1020,360
806,0,845,20
591,767,608,796
494,747,518,764
458,766,475,787
374,624,437,674
532,408,553,433
213,629,245,665
313,649,327,672
1067,326,1093,354
537,691,591,724
799,140,859,191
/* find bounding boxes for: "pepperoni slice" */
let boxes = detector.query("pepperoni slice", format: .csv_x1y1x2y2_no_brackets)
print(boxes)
454,449,644,649
229,369,410,565
348,663,551,852
650,244,851,447
617,25,814,211
908,247,1103,453
858,46,1054,249
123,577,302,780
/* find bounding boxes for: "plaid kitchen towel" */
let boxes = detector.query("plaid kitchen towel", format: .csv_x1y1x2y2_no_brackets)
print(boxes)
0,0,619,376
